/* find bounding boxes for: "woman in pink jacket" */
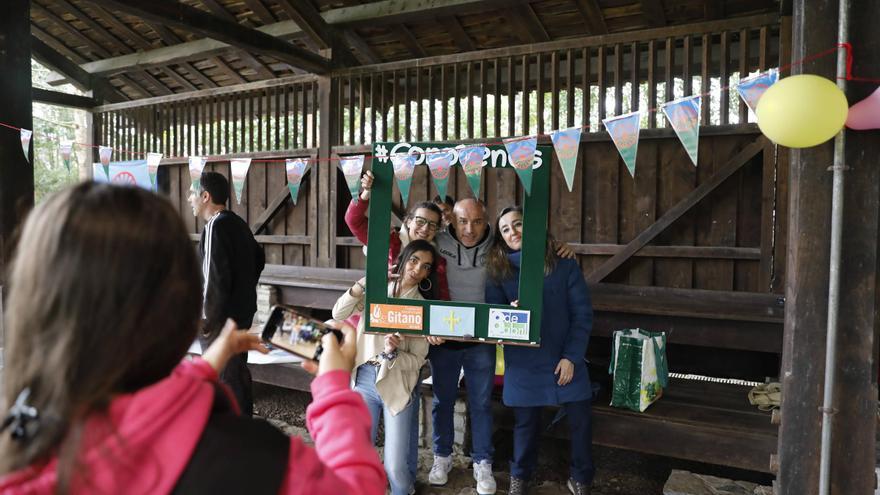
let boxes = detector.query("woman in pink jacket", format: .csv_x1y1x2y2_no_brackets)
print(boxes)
0,182,385,495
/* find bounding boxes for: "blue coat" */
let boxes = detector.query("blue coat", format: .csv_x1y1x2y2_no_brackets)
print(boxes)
485,252,593,407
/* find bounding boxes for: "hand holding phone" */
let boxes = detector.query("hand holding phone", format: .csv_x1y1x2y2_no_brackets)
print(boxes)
261,304,344,362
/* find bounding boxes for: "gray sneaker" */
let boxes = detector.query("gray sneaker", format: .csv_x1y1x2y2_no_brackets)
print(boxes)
509,476,529,495
428,455,453,486
567,478,591,495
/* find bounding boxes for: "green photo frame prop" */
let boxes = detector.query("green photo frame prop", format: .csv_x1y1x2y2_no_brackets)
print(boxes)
364,142,551,346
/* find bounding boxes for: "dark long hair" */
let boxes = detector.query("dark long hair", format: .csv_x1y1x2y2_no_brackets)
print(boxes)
0,183,202,489
392,239,439,300
486,205,557,282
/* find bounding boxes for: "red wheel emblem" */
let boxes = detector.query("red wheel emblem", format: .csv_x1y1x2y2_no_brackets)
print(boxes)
112,171,136,184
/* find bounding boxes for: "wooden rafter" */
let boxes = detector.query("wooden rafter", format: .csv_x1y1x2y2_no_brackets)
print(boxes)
396,25,427,58
641,0,667,27
344,29,381,65
520,2,551,42
198,0,234,21
147,23,218,89
31,2,112,58
443,15,476,52
44,0,506,81
705,0,724,20
31,24,87,64
118,74,154,98
78,0,331,73
49,0,134,53
572,0,609,35
32,87,98,108
30,35,125,102
242,0,276,25
587,137,767,283
210,55,248,84
275,0,359,67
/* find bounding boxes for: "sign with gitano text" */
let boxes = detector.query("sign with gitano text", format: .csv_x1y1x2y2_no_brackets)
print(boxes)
370,303,424,331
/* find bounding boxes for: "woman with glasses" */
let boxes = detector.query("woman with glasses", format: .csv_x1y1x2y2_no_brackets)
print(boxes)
345,170,450,300
333,240,439,495
484,206,595,495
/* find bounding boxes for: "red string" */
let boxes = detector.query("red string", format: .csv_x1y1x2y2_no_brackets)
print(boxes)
5,43,879,165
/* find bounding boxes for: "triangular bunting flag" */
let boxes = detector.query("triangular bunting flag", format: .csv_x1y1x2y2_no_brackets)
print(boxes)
737,69,779,115
503,136,537,195
662,96,702,166
340,155,365,203
426,148,455,201
550,127,583,192
188,156,206,191
59,140,73,172
20,129,31,163
99,146,113,179
146,152,163,190
459,145,487,198
230,158,252,204
390,151,417,206
92,163,109,182
603,111,642,177
285,158,310,205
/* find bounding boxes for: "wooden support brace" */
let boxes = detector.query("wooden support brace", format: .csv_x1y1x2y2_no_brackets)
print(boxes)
587,136,766,283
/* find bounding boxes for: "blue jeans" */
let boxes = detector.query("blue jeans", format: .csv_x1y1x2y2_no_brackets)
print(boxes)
428,344,495,462
511,400,594,484
354,364,420,495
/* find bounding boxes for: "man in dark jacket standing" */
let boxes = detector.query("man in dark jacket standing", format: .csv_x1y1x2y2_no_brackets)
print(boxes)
190,171,265,416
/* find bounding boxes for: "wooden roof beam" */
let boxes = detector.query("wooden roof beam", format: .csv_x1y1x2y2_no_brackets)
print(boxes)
30,36,125,102
276,0,360,67
344,30,381,65
32,87,98,109
572,0,609,35
78,0,332,74
30,2,113,58
148,23,220,88
443,15,476,52
397,25,427,59
43,0,505,82
199,0,236,21
242,0,277,25
641,0,668,27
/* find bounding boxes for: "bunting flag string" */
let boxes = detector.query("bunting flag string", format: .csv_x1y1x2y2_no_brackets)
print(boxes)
188,156,206,191
230,158,252,204
390,151,417,206
98,146,113,179
662,96,702,166
459,145,487,198
737,69,779,116
550,127,583,192
285,158,309,205
503,136,537,195
339,155,365,203
20,129,32,163
146,152,163,190
602,111,642,177
59,140,73,172
426,147,455,201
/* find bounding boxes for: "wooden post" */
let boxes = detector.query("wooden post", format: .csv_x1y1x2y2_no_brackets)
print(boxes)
315,49,339,268
0,0,34,275
777,1,880,493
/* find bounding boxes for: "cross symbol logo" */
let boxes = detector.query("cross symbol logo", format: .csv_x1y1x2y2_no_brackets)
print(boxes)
443,311,461,333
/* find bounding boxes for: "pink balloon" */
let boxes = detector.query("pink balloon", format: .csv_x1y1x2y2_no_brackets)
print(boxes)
846,86,880,130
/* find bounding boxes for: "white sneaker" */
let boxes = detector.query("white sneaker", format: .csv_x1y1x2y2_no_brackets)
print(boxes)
428,455,453,486
473,460,497,495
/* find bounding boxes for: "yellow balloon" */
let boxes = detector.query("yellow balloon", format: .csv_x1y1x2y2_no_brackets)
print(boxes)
756,74,849,148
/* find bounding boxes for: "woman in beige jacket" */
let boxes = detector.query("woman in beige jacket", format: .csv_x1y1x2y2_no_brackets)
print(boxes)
332,239,438,495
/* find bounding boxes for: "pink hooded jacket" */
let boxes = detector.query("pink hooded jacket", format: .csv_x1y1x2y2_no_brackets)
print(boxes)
0,359,386,495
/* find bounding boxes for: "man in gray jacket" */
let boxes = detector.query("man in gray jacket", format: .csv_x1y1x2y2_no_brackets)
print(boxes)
428,198,498,495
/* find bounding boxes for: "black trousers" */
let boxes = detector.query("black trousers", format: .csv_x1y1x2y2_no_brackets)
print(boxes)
199,334,254,417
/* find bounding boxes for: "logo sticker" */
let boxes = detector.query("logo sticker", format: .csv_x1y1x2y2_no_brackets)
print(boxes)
487,308,531,341
369,304,424,331
428,305,475,338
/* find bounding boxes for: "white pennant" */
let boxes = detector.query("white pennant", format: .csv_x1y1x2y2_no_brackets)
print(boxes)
20,129,32,163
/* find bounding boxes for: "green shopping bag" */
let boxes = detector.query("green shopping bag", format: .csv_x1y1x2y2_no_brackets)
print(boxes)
609,329,668,412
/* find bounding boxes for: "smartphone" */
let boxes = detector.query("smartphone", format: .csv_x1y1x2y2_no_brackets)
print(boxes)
261,304,344,361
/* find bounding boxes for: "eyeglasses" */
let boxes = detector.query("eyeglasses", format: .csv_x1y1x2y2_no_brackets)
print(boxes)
411,216,440,231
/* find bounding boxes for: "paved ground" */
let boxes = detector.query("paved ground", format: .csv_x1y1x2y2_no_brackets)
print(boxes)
255,383,772,495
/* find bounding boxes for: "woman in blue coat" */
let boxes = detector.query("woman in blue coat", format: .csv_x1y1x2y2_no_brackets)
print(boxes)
485,206,594,495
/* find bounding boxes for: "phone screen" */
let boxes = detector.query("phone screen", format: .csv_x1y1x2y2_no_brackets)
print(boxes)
261,305,341,361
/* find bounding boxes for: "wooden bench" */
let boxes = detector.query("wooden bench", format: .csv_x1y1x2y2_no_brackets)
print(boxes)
253,265,781,473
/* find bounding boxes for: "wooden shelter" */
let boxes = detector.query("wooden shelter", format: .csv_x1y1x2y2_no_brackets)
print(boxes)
0,1,877,493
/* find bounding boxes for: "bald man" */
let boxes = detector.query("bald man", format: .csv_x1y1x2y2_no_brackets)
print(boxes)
427,198,498,494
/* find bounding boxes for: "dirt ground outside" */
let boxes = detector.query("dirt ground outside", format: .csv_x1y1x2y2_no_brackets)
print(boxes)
255,383,773,495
